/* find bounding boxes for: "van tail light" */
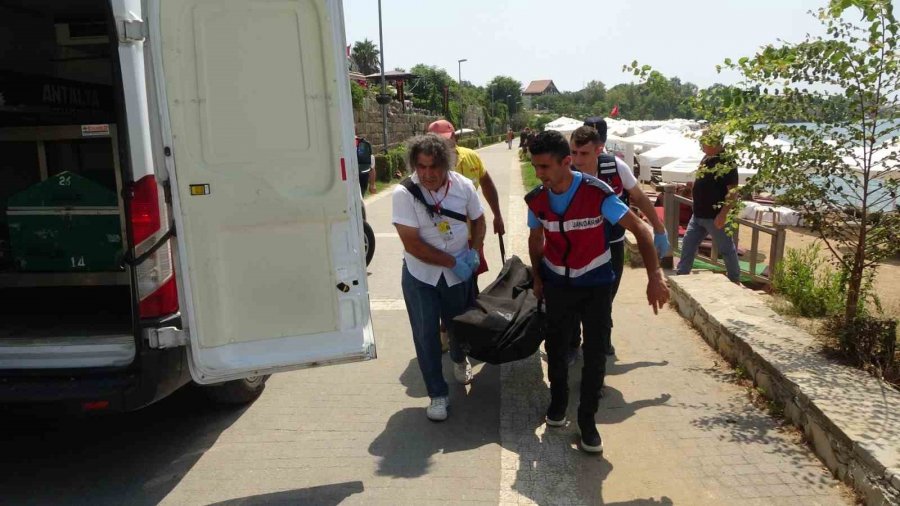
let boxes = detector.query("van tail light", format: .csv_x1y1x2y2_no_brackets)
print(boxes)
129,175,178,319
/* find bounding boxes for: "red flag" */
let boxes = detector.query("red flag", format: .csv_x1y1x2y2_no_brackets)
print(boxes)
610,104,620,118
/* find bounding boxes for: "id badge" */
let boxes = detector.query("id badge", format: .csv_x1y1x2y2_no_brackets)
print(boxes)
437,219,454,242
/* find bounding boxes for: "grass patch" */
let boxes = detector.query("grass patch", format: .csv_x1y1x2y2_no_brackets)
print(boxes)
521,161,540,192
372,176,400,195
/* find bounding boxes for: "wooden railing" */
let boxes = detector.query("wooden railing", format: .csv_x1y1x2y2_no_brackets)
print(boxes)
661,185,787,285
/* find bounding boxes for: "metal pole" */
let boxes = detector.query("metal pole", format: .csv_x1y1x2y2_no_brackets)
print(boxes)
457,58,466,131
490,85,494,135
377,0,388,153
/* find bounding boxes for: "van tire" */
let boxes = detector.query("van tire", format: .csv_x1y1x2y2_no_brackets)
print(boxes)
202,375,270,404
363,221,375,266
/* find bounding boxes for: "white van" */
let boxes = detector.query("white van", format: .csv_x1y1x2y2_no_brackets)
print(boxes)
0,0,375,411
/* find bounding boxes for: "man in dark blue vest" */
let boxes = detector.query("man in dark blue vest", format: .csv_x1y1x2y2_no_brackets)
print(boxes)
526,130,669,453
569,120,670,359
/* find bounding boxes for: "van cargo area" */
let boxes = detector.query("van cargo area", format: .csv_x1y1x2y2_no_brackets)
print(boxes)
0,0,136,370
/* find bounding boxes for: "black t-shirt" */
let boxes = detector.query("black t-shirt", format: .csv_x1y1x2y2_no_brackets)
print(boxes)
692,154,738,219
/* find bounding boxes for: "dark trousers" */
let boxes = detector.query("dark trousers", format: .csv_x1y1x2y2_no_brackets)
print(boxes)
545,282,613,417
570,241,624,352
359,171,371,196
402,266,470,398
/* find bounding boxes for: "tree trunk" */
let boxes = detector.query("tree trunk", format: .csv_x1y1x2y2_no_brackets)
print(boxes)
843,229,867,327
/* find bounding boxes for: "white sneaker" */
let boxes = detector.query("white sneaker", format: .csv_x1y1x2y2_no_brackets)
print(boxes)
426,396,449,421
453,359,473,385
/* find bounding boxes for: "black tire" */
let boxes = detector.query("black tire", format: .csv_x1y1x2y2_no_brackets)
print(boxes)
363,221,375,266
202,375,270,405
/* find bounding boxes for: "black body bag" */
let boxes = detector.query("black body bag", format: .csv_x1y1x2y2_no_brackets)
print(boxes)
450,256,545,365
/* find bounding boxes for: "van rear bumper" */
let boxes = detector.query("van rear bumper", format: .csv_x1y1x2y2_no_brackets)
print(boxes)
0,335,136,369
0,346,190,412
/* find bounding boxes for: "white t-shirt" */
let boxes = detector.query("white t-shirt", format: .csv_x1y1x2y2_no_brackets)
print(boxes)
392,171,484,287
614,156,638,192
592,155,637,244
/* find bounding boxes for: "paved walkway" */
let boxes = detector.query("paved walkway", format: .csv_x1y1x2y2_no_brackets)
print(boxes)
0,142,852,505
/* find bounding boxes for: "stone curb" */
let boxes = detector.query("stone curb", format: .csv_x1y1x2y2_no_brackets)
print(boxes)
667,272,900,506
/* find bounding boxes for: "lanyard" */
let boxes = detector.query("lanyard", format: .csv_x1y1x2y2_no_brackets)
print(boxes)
428,179,452,213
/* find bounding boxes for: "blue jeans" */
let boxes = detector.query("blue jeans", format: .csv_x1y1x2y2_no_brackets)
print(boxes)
401,264,471,398
676,216,741,283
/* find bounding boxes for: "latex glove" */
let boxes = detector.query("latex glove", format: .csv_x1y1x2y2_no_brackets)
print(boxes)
654,230,671,258
463,248,480,272
451,252,474,281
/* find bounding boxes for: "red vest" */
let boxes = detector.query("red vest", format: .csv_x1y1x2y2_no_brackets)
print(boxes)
525,174,616,286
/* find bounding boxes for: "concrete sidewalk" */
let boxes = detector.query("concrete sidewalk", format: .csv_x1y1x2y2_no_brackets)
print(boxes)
0,143,853,506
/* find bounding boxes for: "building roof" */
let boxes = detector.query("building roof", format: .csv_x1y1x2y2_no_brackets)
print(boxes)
523,80,556,95
364,70,419,81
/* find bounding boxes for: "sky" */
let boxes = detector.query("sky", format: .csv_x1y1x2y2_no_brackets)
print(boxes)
342,0,827,92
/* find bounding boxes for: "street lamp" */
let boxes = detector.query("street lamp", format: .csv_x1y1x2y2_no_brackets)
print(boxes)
457,58,467,131
376,0,389,153
489,85,494,135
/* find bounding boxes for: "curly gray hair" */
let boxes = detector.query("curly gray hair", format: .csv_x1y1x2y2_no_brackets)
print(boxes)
406,133,456,172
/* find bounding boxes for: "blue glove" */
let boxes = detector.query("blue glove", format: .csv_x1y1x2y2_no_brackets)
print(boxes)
451,251,474,281
654,230,671,259
463,248,480,272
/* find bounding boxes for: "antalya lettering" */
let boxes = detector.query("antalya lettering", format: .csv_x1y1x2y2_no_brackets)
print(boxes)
41,83,101,109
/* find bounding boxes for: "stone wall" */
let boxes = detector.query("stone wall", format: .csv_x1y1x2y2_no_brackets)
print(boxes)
353,98,484,152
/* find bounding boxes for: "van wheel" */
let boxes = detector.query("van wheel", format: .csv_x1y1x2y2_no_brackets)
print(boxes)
202,375,270,404
363,221,375,266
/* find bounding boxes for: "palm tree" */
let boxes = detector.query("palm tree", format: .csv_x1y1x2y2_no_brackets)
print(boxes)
351,39,380,76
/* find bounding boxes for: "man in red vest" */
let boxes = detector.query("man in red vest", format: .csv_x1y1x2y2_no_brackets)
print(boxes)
526,130,669,453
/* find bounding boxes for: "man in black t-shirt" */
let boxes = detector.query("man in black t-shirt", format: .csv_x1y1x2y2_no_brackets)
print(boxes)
676,134,741,283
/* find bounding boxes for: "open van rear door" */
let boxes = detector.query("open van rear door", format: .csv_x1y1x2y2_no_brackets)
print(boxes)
150,0,374,383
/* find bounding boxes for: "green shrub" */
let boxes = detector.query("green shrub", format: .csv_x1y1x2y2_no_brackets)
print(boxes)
772,244,845,317
385,146,407,178
374,154,391,182
824,314,897,378
350,81,366,110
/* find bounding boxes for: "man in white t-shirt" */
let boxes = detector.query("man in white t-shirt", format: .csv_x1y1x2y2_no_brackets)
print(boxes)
392,133,486,422
568,122,670,362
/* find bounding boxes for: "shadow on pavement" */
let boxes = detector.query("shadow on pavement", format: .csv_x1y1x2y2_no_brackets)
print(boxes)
398,356,428,398
368,356,500,479
207,481,364,506
606,359,669,377
605,497,674,505
505,348,675,505
0,386,248,505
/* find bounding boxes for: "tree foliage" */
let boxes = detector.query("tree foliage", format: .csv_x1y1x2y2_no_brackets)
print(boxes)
350,39,380,76
408,64,455,117
634,0,899,327
531,75,698,120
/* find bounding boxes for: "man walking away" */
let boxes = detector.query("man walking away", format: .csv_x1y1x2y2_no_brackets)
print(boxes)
506,128,515,150
676,129,741,283
393,134,486,421
356,134,377,196
526,130,669,453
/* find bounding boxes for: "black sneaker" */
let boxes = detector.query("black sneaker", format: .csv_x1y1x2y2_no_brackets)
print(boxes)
578,415,604,454
606,344,616,356
545,393,567,427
